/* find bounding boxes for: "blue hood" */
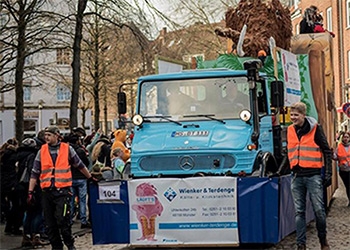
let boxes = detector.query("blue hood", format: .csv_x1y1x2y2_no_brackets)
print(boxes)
132,121,252,153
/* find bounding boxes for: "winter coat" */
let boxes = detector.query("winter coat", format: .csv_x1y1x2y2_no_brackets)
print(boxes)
0,145,18,191
16,146,38,185
70,143,89,179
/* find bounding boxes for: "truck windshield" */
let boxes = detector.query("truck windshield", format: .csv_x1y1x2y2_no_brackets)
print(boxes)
139,77,250,121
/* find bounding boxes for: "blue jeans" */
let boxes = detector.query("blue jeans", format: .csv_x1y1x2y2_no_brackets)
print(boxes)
71,179,88,225
23,209,44,235
291,174,327,245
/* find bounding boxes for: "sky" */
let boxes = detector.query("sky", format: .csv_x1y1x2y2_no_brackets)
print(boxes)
133,0,239,38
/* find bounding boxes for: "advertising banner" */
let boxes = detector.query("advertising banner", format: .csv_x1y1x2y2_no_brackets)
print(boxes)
281,49,301,106
128,177,238,246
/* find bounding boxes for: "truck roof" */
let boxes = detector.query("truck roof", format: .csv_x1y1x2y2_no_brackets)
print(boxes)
138,69,261,81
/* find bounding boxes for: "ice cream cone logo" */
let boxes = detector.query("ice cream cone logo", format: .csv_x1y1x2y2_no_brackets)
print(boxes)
132,183,163,241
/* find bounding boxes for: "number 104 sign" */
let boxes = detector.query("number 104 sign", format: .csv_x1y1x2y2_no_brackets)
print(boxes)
98,182,120,201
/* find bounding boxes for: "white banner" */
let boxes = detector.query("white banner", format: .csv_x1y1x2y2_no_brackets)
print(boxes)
158,59,183,74
281,49,301,106
128,177,238,246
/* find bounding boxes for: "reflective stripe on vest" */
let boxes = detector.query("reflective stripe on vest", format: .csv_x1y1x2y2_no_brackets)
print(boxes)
337,144,350,166
287,124,323,169
40,143,72,189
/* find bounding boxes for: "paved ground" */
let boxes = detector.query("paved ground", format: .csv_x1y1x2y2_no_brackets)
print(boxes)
1,175,349,250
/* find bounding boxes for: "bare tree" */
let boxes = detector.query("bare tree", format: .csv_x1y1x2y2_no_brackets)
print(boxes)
77,0,157,133
0,0,70,142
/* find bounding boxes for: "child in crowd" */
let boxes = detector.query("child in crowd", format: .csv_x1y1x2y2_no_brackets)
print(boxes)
111,147,125,179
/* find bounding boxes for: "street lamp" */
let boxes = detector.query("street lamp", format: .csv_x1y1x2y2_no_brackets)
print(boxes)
38,99,44,130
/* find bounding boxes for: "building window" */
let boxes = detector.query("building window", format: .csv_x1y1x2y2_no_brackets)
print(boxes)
23,86,32,102
56,48,71,65
23,120,36,139
347,0,350,28
23,82,31,101
57,84,71,101
326,7,332,31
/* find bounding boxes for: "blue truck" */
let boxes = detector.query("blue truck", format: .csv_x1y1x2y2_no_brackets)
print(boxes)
118,60,287,178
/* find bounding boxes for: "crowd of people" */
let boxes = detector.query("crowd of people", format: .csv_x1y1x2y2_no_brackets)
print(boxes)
0,126,132,249
1,101,350,250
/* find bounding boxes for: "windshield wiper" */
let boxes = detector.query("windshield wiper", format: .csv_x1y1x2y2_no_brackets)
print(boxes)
183,114,226,124
144,115,182,126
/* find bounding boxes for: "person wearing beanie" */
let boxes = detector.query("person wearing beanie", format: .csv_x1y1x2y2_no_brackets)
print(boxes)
27,126,97,250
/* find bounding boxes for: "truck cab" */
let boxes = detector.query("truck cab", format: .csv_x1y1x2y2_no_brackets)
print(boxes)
119,60,285,178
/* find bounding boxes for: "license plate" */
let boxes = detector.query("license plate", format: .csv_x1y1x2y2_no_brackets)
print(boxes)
172,131,209,137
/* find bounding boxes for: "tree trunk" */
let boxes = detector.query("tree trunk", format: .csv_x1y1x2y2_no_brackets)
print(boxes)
15,9,27,143
93,11,100,132
70,0,88,130
93,73,100,131
104,85,108,134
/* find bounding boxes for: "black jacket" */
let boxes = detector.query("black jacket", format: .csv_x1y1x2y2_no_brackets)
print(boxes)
97,143,111,168
0,146,18,190
300,18,314,34
16,146,37,184
70,143,89,179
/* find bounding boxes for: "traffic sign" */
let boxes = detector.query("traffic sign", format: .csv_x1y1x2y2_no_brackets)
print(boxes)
342,102,350,114
346,106,350,118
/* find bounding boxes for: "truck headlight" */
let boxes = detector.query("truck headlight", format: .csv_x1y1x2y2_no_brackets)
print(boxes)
239,109,251,122
132,114,144,126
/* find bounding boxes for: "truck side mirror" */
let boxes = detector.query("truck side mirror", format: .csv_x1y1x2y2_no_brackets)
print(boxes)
118,92,127,114
270,81,284,108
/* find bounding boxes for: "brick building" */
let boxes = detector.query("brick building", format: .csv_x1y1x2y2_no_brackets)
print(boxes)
290,0,350,128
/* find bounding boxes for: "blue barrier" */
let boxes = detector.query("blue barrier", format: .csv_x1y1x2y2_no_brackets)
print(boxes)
90,176,314,245
89,180,129,244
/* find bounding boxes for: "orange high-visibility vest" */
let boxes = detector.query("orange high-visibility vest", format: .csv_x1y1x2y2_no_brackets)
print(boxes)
337,144,350,166
287,124,323,169
40,143,72,189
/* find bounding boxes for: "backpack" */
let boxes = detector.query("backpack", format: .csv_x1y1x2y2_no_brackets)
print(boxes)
18,154,35,184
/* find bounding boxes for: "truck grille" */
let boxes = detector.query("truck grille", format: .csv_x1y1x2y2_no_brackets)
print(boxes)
139,154,235,172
